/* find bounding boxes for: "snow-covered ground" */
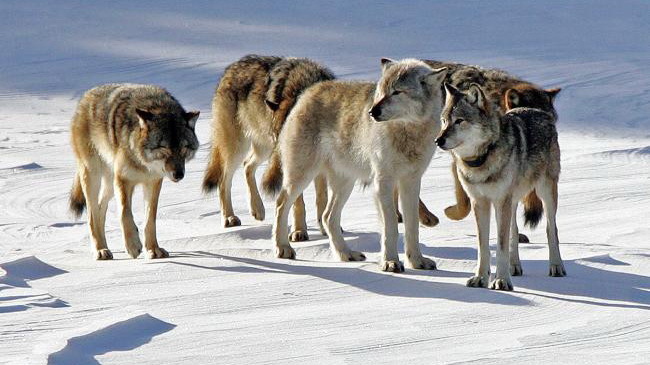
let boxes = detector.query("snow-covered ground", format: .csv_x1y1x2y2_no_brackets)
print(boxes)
1,1,649,364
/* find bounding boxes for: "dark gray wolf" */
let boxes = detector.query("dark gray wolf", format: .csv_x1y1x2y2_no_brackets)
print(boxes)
69,84,199,260
436,83,565,290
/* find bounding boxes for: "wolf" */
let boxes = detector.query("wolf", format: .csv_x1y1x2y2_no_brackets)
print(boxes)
267,58,446,272
423,60,561,217
202,55,334,241
69,84,199,260
416,60,560,243
436,82,565,290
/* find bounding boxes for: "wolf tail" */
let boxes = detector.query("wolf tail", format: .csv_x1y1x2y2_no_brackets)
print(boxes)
262,150,283,198
69,172,86,218
523,190,544,228
202,149,223,194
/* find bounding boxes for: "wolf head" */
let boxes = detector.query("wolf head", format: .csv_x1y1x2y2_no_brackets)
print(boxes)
136,109,200,182
504,83,560,118
369,58,447,123
436,83,499,158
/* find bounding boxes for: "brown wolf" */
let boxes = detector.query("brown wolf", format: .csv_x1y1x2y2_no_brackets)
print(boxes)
436,83,565,290
69,84,199,260
420,60,560,242
202,55,334,241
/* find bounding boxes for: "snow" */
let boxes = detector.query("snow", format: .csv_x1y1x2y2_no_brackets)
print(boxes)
1,1,649,364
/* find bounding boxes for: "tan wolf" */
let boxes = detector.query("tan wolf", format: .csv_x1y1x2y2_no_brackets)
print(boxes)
267,59,446,272
422,60,560,242
202,55,334,241
69,84,199,260
436,83,565,291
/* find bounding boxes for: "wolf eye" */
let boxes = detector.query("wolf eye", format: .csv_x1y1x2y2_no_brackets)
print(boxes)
392,90,402,96
454,118,465,125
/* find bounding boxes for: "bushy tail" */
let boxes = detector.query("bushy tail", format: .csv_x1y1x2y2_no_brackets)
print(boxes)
202,150,223,194
262,150,283,198
523,190,544,228
69,172,86,218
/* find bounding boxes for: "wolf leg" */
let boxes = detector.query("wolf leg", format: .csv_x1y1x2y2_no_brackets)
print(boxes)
143,178,168,259
289,194,309,242
400,177,436,270
510,202,523,276
375,177,403,273
324,173,364,261
114,174,142,259
243,143,270,221
80,162,112,260
467,198,490,287
444,162,472,220
490,197,514,291
314,174,329,235
273,184,312,259
418,199,439,227
538,178,566,277
219,148,246,228
207,92,247,228
394,189,403,223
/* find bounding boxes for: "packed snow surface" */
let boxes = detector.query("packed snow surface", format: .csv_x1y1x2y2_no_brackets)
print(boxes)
1,1,649,364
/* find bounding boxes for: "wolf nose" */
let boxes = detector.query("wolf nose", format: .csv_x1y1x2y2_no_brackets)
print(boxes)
369,106,381,120
173,170,184,181
435,137,446,148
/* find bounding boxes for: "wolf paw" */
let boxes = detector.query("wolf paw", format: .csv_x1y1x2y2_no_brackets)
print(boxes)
125,239,142,259
147,247,169,259
289,230,309,242
549,263,566,277
94,249,113,260
444,205,470,221
510,263,523,276
380,260,405,273
339,250,366,262
224,215,241,228
466,275,489,288
419,211,439,227
407,255,437,270
489,277,514,291
518,233,530,243
275,245,296,259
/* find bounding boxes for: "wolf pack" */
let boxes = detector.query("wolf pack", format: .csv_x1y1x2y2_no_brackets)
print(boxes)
69,55,563,291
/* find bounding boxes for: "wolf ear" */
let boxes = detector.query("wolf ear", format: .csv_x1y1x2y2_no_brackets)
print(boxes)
265,99,280,111
505,89,520,109
381,58,396,71
422,67,447,86
444,82,460,97
184,111,200,130
135,109,154,129
546,87,561,101
467,83,487,109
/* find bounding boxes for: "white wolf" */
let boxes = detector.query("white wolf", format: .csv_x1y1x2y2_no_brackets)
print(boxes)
267,59,446,272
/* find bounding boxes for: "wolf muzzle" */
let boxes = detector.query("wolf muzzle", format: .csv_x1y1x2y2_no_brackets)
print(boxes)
435,136,447,149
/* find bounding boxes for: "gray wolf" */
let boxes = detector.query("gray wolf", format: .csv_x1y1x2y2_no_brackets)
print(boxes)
69,84,199,260
436,83,565,290
202,55,334,241
420,60,560,243
267,58,446,272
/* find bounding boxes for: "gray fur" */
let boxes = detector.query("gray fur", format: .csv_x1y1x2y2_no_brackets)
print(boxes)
437,83,565,290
